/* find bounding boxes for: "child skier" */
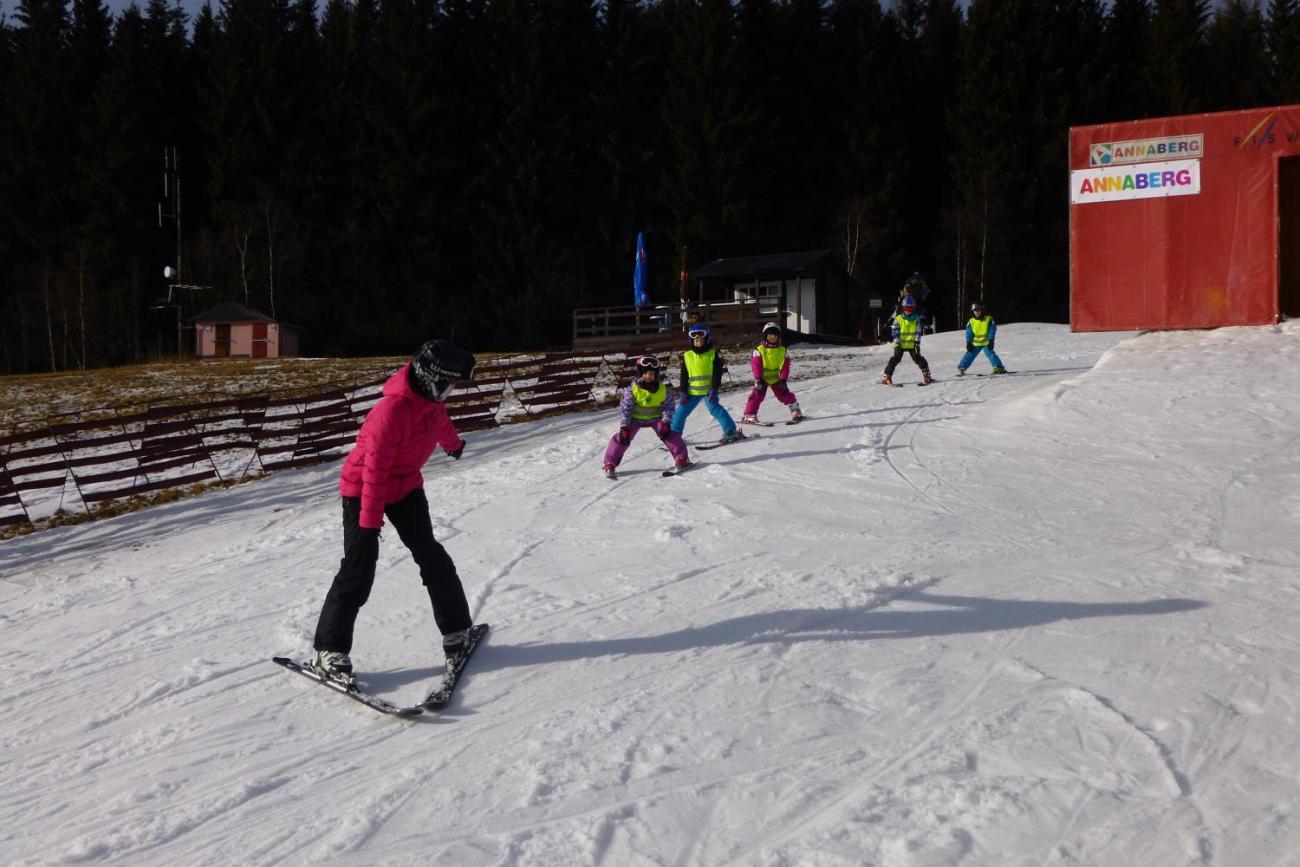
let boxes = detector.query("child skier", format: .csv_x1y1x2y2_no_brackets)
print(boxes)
602,355,691,479
956,300,1008,375
670,322,743,443
309,338,478,687
741,322,803,424
881,295,933,385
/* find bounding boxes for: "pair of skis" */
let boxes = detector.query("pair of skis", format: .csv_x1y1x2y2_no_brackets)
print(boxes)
628,417,806,476
689,417,807,452
272,623,489,718
738,417,803,428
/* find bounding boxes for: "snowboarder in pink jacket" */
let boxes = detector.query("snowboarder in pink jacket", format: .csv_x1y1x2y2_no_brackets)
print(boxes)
311,339,478,685
741,323,802,424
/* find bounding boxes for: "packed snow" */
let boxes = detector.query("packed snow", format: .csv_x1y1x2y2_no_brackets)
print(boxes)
2,322,1299,867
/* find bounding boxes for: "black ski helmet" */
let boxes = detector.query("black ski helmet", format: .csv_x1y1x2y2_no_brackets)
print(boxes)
410,339,476,401
971,300,986,315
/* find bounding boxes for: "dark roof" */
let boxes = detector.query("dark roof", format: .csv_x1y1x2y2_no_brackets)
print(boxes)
690,250,835,279
190,302,277,324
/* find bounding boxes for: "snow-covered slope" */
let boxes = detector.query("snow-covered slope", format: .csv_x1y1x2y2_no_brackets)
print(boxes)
3,323,1299,866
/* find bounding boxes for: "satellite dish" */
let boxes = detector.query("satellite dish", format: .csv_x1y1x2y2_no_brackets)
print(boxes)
164,265,174,280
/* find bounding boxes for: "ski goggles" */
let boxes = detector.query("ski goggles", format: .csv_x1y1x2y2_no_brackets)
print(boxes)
634,355,661,370
688,328,710,339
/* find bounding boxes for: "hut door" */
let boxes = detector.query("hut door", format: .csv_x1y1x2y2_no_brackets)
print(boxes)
796,278,817,334
215,324,231,358
252,322,268,358
1281,157,1300,319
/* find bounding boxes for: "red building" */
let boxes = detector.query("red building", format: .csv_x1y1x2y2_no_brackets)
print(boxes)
1069,104,1300,331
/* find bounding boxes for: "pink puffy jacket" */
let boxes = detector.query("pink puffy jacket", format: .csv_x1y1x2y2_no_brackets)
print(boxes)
339,365,464,529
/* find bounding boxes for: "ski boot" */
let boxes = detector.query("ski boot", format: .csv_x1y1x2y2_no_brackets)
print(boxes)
922,371,934,385
663,457,692,476
310,650,356,688
992,367,1008,375
741,414,759,424
955,368,966,377
718,429,744,444
602,462,618,480
880,374,893,385
442,628,471,664
789,405,803,423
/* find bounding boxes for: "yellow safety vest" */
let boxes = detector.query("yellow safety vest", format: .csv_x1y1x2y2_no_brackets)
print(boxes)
630,381,667,421
755,344,786,384
894,314,921,350
682,348,717,396
968,316,992,346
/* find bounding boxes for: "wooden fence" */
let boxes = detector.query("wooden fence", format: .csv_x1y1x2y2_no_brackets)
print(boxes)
0,342,727,531
573,300,778,352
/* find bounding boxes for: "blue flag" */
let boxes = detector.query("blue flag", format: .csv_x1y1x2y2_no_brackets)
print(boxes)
633,232,649,308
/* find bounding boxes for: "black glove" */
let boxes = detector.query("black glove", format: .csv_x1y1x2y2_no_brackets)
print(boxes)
988,341,995,350
707,388,718,404
966,342,975,352
617,427,630,445
753,380,763,389
447,440,465,460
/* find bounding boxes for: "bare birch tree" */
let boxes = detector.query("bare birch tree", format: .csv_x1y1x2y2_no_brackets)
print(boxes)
265,199,277,318
235,223,254,304
43,267,57,372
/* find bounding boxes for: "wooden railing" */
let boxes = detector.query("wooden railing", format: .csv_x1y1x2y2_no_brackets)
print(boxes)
0,345,738,532
573,300,781,351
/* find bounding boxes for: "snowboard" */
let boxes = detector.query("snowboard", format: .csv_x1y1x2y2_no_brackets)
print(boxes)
271,657,424,717
423,623,491,709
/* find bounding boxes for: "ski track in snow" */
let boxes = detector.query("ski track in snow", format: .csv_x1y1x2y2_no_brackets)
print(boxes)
3,323,1300,866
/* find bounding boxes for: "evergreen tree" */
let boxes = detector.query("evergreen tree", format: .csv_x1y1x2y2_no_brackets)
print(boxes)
1146,0,1211,115
825,0,907,308
904,0,962,293
592,0,670,307
951,0,1103,323
658,0,755,271
7,0,74,371
1266,0,1300,101
1205,0,1268,111
471,0,601,350
1095,0,1155,123
0,11,16,371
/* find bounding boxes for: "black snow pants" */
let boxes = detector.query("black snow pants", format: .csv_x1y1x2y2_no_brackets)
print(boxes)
883,346,930,376
313,488,472,654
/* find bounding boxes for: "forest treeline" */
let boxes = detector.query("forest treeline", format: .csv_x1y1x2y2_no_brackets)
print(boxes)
3,0,1300,371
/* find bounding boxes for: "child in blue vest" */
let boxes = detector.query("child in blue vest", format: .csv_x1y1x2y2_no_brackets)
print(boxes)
956,301,1007,375
670,323,743,443
881,295,933,385
603,355,690,479
741,322,802,423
